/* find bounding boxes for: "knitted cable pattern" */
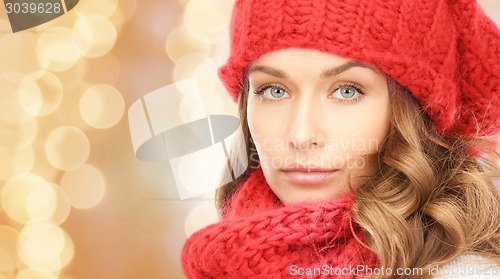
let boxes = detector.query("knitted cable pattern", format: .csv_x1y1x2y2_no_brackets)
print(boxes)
218,0,500,138
182,168,379,278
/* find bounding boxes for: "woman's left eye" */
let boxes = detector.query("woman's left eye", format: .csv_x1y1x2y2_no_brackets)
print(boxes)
264,86,288,99
331,84,364,102
253,84,290,101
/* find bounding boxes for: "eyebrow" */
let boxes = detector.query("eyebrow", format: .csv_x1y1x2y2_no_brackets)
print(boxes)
248,65,286,78
248,61,379,79
320,61,379,78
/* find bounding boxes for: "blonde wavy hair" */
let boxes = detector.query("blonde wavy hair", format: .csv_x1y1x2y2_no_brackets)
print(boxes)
216,79,500,278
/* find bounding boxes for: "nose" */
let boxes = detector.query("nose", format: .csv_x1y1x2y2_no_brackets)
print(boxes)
287,97,326,151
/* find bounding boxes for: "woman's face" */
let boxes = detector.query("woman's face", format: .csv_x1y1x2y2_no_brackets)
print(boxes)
247,48,391,204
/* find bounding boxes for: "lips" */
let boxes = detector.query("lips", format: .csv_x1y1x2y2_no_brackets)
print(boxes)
281,165,338,185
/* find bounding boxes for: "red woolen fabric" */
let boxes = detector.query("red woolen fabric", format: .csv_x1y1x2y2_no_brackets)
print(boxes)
218,0,500,138
182,168,379,278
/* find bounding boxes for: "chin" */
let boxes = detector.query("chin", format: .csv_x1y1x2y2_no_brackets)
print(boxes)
274,187,348,205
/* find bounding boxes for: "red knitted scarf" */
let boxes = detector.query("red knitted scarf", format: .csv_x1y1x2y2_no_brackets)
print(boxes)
182,167,379,278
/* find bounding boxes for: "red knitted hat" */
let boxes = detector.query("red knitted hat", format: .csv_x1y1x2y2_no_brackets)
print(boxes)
218,0,500,138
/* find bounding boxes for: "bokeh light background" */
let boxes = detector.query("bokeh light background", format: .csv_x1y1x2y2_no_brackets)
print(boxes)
0,1,498,278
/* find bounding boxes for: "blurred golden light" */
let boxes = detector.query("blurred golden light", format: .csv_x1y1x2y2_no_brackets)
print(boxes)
26,183,57,222
0,72,35,124
184,0,233,34
59,231,75,270
47,186,71,225
60,164,106,210
15,268,58,279
0,116,37,151
204,92,226,115
0,18,10,31
20,256,62,274
193,58,219,92
16,226,73,274
72,15,117,58
173,54,222,118
0,226,19,272
36,27,81,72
174,0,188,6
75,54,121,85
0,32,41,74
45,126,90,171
18,222,65,265
184,203,219,237
173,53,219,91
213,33,230,64
0,147,35,180
0,250,13,274
18,71,63,117
1,173,46,224
110,0,137,27
165,25,211,63
79,84,125,129
74,0,119,18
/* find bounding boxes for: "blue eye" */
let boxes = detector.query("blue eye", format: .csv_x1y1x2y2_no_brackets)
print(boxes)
332,84,364,102
254,84,290,101
337,87,356,98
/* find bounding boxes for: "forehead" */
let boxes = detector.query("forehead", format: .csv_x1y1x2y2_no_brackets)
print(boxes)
248,48,382,80
252,48,350,67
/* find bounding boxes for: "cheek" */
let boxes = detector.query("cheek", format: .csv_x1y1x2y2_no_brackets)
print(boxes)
247,101,277,155
361,100,391,152
336,109,390,188
247,102,291,170
247,96,289,137
326,103,390,156
354,114,389,153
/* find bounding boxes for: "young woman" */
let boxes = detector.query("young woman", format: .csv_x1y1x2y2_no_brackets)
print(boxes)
182,0,500,278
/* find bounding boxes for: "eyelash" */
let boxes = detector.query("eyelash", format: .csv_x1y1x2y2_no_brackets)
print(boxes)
332,82,365,104
252,83,289,103
252,82,365,104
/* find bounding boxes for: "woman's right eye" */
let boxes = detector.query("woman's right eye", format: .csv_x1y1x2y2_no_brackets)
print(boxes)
254,85,290,101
